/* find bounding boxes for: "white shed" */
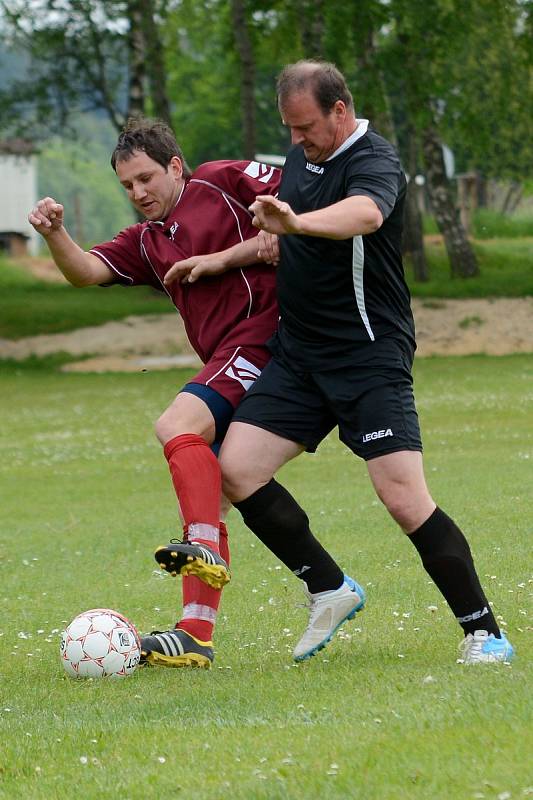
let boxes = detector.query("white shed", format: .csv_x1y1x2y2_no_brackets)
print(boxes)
0,139,39,256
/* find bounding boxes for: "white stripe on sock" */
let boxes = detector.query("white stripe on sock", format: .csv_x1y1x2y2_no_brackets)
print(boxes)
188,524,220,545
183,603,217,623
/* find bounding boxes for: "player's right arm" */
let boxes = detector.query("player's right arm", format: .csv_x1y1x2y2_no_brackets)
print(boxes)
28,197,114,287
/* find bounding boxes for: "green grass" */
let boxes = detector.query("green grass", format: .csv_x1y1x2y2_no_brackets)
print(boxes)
472,209,533,240
423,208,533,240
0,258,170,339
0,357,531,799
407,237,533,297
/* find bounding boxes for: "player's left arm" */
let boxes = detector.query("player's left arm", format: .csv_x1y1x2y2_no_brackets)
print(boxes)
164,234,279,286
250,194,382,240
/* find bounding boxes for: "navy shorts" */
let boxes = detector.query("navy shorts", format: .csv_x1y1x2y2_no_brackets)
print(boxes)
232,342,423,461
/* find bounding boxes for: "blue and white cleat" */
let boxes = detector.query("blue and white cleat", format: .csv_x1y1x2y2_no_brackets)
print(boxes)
459,630,514,664
293,575,366,662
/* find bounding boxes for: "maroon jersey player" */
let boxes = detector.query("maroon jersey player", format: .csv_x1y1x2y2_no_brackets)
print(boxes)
29,117,280,669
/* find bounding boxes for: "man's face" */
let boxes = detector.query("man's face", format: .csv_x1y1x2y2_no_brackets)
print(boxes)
279,90,349,164
115,149,184,221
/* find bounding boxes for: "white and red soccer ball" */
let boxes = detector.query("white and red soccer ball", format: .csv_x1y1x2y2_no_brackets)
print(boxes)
60,608,141,679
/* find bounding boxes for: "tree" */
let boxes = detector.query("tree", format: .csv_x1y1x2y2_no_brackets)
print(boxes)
385,0,479,277
0,0,172,135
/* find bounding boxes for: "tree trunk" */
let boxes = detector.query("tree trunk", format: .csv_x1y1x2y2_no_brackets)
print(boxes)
403,133,428,281
356,26,397,144
501,180,523,215
297,0,325,58
126,0,146,119
422,126,479,278
141,0,172,127
230,0,256,160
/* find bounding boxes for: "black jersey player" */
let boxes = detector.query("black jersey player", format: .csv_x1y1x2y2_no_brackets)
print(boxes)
220,60,514,665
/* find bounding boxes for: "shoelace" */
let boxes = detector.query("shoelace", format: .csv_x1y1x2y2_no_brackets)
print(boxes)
298,595,333,636
459,634,485,661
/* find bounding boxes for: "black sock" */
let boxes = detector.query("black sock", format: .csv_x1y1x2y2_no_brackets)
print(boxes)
233,479,345,593
409,507,500,637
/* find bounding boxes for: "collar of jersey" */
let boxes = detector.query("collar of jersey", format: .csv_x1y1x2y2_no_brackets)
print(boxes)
146,181,186,230
324,119,370,162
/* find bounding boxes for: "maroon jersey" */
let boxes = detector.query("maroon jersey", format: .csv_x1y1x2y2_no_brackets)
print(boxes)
90,160,280,363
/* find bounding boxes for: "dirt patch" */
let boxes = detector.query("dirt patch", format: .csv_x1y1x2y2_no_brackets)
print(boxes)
16,256,69,284
411,297,533,356
1,299,531,371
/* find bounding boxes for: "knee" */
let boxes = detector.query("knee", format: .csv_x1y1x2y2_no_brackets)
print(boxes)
219,452,265,503
374,482,435,532
374,483,413,529
154,408,176,446
219,455,244,502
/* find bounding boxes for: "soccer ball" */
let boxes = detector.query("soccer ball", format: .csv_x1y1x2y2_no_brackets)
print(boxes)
60,608,141,679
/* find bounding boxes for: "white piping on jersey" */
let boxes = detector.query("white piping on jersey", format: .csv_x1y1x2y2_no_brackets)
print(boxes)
222,192,245,243
89,248,134,284
205,346,241,386
240,268,253,318
200,184,254,320
188,178,253,216
139,229,176,305
325,119,369,161
352,234,375,341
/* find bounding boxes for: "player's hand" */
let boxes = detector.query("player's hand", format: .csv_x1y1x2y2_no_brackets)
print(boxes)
164,253,228,285
28,197,64,235
256,230,280,265
249,195,301,236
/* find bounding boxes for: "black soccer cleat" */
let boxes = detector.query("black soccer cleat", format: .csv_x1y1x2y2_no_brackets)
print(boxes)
154,539,230,590
140,628,214,669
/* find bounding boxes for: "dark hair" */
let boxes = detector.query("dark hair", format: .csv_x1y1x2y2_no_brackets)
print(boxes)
277,60,354,115
111,116,192,177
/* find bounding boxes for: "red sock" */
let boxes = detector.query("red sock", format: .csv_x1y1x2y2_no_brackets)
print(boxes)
164,433,221,533
177,522,230,642
163,433,227,642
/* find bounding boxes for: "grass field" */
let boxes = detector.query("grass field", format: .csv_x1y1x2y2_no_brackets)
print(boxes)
0,356,531,799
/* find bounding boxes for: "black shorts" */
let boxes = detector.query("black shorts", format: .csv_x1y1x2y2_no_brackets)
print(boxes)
232,342,422,461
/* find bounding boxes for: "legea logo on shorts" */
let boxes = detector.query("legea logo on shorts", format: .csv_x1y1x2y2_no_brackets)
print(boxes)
362,428,394,443
225,355,261,390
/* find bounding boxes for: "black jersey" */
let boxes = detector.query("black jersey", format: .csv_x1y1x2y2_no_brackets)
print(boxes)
274,125,415,370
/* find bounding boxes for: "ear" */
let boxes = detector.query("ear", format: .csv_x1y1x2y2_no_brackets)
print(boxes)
334,100,347,119
169,156,184,181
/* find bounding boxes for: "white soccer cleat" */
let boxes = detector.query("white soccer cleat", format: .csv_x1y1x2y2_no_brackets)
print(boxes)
293,577,365,662
458,629,514,664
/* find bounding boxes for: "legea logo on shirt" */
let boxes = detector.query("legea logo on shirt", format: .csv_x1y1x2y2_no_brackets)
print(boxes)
169,222,179,239
305,162,324,174
243,161,275,184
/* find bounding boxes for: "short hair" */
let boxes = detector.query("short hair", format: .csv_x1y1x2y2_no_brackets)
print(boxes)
111,116,191,177
276,60,354,115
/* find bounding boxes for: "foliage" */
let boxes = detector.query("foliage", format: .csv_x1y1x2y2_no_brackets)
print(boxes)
1,0,531,280
0,358,531,798
441,0,532,181
37,114,135,246
0,0,129,136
